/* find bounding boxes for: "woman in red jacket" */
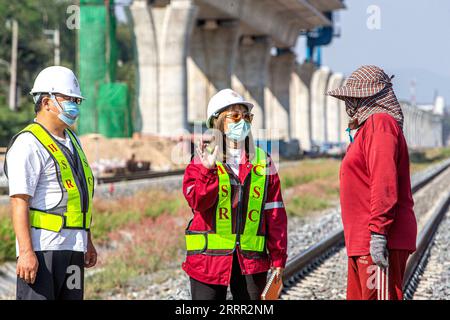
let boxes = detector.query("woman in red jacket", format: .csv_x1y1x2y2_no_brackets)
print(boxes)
182,88,288,300
327,65,417,300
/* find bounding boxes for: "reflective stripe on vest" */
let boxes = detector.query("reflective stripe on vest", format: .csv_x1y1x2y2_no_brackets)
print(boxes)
66,129,94,230
17,124,94,232
241,147,266,252
185,147,267,254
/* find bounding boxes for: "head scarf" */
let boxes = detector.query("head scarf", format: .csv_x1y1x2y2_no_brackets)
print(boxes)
327,65,404,129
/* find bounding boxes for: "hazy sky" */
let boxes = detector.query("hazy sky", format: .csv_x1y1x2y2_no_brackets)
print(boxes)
296,0,450,105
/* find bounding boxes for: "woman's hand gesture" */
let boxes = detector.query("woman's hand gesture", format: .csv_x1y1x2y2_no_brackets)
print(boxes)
195,138,219,169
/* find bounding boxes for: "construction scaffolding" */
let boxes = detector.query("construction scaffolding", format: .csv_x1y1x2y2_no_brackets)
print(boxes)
78,0,132,137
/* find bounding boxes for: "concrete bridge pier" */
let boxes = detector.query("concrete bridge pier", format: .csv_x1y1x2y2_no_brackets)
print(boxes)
188,18,241,124
339,98,349,143
232,35,272,136
131,0,198,135
402,103,411,146
409,104,418,147
325,73,344,144
414,109,422,147
266,49,296,141
130,0,158,134
310,67,331,147
426,113,434,147
290,62,316,152
434,115,444,147
410,107,417,147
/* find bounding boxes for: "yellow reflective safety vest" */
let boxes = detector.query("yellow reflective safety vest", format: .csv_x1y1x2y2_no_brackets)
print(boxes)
5,123,94,233
185,146,268,255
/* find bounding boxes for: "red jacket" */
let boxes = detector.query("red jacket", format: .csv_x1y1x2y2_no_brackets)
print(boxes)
181,150,288,286
340,113,417,257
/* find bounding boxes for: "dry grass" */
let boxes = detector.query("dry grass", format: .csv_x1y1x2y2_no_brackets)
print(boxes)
0,204,14,262
91,189,189,245
84,159,343,297
84,189,192,298
85,213,187,299
279,159,341,217
1,148,450,298
410,147,450,173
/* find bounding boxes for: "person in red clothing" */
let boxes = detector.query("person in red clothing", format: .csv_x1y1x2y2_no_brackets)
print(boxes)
327,65,417,300
182,89,288,300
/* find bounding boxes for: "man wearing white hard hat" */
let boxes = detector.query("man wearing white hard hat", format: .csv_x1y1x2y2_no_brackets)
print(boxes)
4,66,97,300
182,89,288,300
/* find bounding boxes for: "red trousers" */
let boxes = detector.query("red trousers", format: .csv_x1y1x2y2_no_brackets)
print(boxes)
347,250,410,300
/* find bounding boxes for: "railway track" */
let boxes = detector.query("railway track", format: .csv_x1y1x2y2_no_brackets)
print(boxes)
1,159,449,300
95,169,186,184
412,205,450,299
403,189,450,299
281,158,450,300
1,158,306,193
95,158,307,184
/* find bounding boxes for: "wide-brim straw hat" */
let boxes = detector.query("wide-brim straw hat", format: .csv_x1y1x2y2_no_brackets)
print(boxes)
326,65,393,99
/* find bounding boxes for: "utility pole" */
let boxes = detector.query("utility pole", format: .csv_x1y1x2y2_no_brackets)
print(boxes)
44,28,61,65
9,19,18,111
55,28,60,65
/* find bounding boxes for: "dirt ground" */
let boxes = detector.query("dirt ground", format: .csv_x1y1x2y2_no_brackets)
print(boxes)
78,134,192,172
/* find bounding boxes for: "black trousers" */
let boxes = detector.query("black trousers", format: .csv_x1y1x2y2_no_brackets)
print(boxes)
190,252,267,300
16,250,85,300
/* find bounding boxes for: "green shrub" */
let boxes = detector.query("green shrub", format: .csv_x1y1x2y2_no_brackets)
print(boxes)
0,217,15,262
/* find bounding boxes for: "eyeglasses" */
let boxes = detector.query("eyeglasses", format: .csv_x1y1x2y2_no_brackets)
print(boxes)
224,111,254,123
54,94,82,105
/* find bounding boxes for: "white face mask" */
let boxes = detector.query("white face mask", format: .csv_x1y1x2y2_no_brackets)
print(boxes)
225,119,251,142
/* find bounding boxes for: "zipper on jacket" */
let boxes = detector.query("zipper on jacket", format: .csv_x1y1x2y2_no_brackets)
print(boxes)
235,173,253,250
224,163,251,251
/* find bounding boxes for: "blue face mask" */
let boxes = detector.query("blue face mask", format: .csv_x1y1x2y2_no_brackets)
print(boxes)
225,119,251,142
51,95,80,126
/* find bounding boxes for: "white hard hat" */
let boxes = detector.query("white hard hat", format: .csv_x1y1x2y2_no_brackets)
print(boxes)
30,66,84,100
206,89,253,128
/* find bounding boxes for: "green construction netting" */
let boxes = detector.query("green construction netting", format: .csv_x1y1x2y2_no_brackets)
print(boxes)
97,83,132,138
108,5,118,82
78,3,106,134
80,0,104,4
78,0,121,135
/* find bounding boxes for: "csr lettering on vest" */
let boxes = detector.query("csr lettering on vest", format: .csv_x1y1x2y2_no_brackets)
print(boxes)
219,208,229,219
248,209,259,222
184,147,267,253
65,179,75,189
82,158,89,167
253,164,265,176
252,186,261,199
8,123,95,232
221,185,229,197
61,159,68,170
